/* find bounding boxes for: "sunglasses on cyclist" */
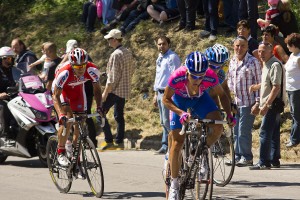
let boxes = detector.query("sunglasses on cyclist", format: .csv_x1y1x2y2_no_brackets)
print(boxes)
189,73,205,80
72,63,87,69
209,63,224,70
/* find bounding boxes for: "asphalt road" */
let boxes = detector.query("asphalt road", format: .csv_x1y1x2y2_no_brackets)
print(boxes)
0,150,299,200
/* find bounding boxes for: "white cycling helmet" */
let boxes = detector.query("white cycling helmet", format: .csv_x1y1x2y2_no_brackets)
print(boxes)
68,48,88,65
0,46,15,57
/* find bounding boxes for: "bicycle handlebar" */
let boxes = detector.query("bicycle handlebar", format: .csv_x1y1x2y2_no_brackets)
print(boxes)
62,113,105,136
179,118,228,135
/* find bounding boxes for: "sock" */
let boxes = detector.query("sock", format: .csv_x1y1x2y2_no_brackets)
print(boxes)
171,177,179,189
57,147,66,155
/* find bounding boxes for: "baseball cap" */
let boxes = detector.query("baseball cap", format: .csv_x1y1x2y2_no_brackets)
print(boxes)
66,39,78,53
104,29,122,40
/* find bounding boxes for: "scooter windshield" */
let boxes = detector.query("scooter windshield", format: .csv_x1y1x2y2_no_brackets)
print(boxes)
12,67,22,83
20,75,45,93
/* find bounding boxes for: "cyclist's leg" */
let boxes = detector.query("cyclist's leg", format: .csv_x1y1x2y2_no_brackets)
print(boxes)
169,129,185,180
191,91,222,146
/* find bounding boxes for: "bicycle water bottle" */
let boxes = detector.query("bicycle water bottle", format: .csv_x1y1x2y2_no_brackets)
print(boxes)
163,152,169,172
65,139,73,158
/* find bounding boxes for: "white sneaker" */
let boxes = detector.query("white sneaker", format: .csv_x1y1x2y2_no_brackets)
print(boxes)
199,158,208,181
57,154,70,167
209,34,217,41
168,187,179,200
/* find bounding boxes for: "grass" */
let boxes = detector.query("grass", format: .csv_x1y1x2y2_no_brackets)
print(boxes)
1,0,300,161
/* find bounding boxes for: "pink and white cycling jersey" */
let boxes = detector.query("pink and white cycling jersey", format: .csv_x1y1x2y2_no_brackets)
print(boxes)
168,66,219,98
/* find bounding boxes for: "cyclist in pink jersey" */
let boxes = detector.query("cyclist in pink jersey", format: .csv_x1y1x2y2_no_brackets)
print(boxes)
163,51,223,200
52,48,104,167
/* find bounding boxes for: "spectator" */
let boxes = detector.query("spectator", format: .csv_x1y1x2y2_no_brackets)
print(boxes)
153,35,181,155
42,42,62,92
261,25,289,64
236,20,259,60
28,42,48,72
199,0,219,41
257,0,280,29
284,33,300,148
0,47,21,143
235,0,259,39
173,0,198,32
100,29,134,150
221,0,238,33
227,36,261,167
11,38,39,74
82,0,97,32
147,0,179,25
250,42,283,170
196,0,204,18
100,0,138,35
120,0,151,35
271,0,299,38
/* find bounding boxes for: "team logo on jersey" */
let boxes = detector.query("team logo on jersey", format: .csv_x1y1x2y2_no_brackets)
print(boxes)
88,69,99,82
173,75,185,84
57,71,69,88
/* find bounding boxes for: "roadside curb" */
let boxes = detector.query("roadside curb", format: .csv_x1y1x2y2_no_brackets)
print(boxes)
96,135,162,151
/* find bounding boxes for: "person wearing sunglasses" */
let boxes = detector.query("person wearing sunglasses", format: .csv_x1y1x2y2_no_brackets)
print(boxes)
52,47,104,167
163,51,223,200
0,46,21,145
205,44,236,127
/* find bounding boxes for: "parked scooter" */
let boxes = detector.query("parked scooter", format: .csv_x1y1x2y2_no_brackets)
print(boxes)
0,72,57,166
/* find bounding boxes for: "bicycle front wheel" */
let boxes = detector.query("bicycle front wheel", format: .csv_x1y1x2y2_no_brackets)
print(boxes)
82,137,104,198
46,135,72,193
190,147,213,200
212,131,235,187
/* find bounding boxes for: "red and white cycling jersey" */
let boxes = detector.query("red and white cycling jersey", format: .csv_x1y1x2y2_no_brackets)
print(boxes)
52,62,100,112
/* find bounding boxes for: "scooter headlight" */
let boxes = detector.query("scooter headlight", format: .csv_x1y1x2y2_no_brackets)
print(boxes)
30,108,48,120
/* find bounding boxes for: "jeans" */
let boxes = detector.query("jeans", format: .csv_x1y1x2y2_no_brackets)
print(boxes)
238,0,259,39
287,90,300,145
203,0,218,35
157,91,170,150
234,106,255,161
176,0,197,28
259,108,281,166
101,93,125,144
223,0,238,28
82,2,97,32
121,10,149,33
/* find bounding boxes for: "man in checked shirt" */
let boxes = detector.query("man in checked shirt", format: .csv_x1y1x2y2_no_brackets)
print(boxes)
227,36,262,167
100,29,134,150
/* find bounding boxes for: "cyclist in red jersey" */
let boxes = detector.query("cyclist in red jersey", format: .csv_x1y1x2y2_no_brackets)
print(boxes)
52,48,104,166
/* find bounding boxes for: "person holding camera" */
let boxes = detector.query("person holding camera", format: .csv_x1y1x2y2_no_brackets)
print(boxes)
250,42,283,170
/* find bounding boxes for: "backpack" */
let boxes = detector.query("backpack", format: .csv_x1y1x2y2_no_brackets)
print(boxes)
96,0,103,19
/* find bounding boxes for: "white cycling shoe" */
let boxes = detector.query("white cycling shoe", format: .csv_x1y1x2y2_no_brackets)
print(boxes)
57,154,70,167
168,187,179,200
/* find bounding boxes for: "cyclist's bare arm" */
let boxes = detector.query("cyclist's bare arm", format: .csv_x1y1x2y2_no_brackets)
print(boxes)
211,84,231,117
52,85,65,116
162,86,185,117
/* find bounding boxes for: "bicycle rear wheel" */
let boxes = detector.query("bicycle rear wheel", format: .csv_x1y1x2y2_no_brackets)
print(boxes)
46,135,72,193
82,137,104,198
190,147,213,200
212,129,235,187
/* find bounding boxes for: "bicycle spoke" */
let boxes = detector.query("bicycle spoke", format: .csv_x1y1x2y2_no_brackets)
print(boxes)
82,138,104,198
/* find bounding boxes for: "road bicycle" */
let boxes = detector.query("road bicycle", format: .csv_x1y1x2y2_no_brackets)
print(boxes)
164,117,227,200
46,113,104,198
212,125,235,187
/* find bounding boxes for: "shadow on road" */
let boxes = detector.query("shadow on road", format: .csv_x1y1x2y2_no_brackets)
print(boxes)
231,180,300,187
101,191,165,199
3,158,45,168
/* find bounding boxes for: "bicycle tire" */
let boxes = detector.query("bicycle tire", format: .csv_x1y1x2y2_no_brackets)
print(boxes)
46,135,72,193
212,131,235,187
190,147,213,200
82,137,104,198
